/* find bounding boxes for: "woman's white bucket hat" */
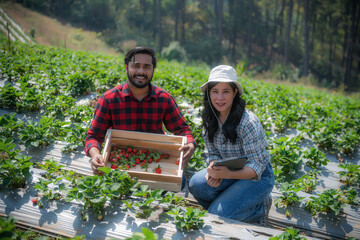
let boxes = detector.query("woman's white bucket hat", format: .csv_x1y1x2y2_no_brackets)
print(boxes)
200,65,243,96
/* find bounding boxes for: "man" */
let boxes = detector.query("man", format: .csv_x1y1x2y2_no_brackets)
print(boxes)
85,47,196,175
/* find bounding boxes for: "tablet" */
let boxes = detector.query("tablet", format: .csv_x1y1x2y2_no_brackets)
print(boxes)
213,156,248,170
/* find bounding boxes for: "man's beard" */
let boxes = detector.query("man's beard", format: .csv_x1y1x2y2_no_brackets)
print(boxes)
128,73,153,89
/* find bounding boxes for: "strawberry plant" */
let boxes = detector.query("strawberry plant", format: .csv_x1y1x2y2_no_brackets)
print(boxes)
34,177,65,204
37,158,65,179
65,167,138,220
44,95,77,120
0,113,24,138
0,83,18,109
61,123,88,152
341,187,359,205
168,206,207,231
0,137,33,188
268,136,304,182
125,228,159,240
305,189,345,216
292,171,319,193
18,120,52,147
304,147,329,169
338,163,360,186
65,71,95,96
16,84,42,112
269,227,307,240
274,182,305,209
65,104,93,123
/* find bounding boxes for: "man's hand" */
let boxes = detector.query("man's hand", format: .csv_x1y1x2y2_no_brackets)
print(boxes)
178,142,195,169
89,147,105,175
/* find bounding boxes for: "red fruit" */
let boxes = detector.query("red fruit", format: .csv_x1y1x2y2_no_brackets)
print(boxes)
111,164,117,169
155,167,162,174
136,158,140,164
176,159,180,165
127,147,133,153
32,198,38,204
164,154,170,159
132,164,136,167
112,158,117,163
125,153,129,158
140,163,144,166
155,158,160,162
133,149,137,154
148,158,153,163
126,164,130,170
86,91,90,95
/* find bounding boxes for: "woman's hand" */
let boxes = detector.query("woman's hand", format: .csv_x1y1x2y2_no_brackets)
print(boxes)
207,160,232,179
205,172,222,187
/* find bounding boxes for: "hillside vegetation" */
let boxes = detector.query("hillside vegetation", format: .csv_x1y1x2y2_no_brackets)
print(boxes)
0,1,116,55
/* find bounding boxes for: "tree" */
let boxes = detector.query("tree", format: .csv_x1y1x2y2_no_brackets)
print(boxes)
284,0,293,65
303,0,310,77
247,0,254,63
215,0,223,63
344,0,359,90
157,0,163,52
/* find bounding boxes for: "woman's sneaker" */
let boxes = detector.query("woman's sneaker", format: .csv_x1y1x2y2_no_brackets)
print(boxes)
259,194,272,226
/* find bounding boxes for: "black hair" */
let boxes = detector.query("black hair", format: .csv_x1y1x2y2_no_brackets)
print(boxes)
201,82,246,144
124,47,157,69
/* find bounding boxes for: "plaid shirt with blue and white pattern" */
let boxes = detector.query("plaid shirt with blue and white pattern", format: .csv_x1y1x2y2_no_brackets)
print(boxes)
204,109,271,181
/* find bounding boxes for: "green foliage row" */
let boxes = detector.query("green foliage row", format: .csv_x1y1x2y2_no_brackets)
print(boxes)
0,40,360,231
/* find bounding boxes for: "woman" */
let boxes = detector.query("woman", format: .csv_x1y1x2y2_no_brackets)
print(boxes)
189,65,274,225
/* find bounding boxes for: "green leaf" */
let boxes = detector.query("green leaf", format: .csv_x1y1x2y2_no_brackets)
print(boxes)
99,166,111,175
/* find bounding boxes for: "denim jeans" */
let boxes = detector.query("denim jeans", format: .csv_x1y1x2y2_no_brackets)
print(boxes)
188,163,274,223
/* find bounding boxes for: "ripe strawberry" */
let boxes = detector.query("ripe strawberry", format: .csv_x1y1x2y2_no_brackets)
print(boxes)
32,198,38,204
155,158,160,162
164,154,170,159
176,159,180,165
127,147,133,153
154,165,162,174
132,164,136,167
148,158,153,163
135,158,140,164
86,91,90,95
133,149,137,154
111,164,117,169
112,158,117,163
126,164,130,170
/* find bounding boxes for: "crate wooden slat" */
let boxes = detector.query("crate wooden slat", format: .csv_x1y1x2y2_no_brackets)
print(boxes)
102,129,186,191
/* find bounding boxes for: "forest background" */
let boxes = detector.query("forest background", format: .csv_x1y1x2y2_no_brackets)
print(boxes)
7,0,360,92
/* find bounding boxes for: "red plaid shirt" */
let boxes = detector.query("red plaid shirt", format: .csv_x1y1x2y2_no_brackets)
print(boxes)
85,83,196,156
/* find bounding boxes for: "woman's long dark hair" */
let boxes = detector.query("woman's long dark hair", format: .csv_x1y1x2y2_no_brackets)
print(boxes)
201,82,246,144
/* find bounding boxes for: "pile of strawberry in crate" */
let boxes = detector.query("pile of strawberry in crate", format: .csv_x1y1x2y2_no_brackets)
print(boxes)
109,146,172,174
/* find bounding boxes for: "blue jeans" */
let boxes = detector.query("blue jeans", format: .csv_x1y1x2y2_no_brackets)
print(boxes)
188,163,274,223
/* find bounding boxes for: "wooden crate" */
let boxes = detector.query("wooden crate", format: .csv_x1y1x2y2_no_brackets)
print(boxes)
102,129,186,192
